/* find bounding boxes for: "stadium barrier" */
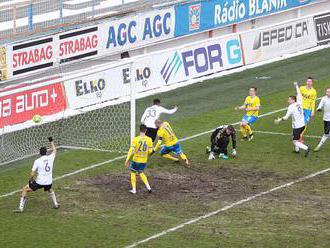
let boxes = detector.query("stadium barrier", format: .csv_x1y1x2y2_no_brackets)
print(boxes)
0,0,326,82
314,12,330,44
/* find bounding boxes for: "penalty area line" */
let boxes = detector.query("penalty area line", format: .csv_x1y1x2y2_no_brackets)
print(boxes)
125,167,330,248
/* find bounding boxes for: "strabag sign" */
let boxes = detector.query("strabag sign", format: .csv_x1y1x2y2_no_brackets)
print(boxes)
9,37,55,77
241,17,317,65
0,82,67,129
101,7,175,53
314,13,330,44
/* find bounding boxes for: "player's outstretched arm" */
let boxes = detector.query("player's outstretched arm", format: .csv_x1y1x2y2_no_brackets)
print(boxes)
294,82,303,104
125,147,134,168
160,106,178,114
48,137,56,155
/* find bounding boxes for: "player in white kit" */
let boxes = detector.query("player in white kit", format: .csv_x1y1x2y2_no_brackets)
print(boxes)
275,82,310,157
314,87,330,151
141,98,178,141
13,137,59,213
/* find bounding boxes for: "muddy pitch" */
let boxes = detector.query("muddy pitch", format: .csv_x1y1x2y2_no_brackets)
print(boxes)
79,165,287,205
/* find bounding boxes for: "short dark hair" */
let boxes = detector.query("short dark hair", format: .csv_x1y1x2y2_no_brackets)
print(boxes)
40,147,47,156
289,96,297,102
226,125,235,133
250,87,257,91
140,124,147,132
153,99,161,105
307,76,313,80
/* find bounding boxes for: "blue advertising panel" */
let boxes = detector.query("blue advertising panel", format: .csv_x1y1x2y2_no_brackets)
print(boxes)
175,0,317,37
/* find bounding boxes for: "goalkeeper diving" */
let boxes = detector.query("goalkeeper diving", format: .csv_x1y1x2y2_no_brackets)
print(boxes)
206,125,237,160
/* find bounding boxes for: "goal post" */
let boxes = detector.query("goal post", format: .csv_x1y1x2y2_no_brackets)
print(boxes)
0,61,136,166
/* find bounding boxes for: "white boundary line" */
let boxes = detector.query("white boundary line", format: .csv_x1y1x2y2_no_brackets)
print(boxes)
125,167,330,248
253,130,320,139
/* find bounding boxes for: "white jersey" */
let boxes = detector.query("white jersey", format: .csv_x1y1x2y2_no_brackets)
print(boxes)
283,102,305,129
317,96,330,121
141,105,177,129
32,153,56,185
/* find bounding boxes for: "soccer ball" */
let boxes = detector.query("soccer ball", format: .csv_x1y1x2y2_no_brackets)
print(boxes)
32,114,42,124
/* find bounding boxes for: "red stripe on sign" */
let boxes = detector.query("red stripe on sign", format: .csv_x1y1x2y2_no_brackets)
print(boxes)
0,82,67,128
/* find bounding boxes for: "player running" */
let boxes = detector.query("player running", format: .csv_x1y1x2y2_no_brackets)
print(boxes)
13,137,59,213
125,124,154,194
235,87,261,141
275,82,310,156
314,87,330,152
300,77,317,124
141,98,178,142
154,119,190,167
206,125,237,160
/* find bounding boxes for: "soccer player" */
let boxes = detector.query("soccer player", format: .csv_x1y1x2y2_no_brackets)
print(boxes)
13,137,59,213
235,87,261,141
314,87,330,151
206,125,237,160
275,82,310,156
125,124,154,194
141,98,178,142
300,77,317,124
154,119,190,167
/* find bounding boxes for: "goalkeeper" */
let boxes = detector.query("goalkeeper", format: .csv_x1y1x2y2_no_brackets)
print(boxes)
206,125,237,160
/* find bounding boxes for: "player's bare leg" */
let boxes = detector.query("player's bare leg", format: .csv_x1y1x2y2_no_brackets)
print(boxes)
293,140,310,157
13,184,32,213
47,189,60,209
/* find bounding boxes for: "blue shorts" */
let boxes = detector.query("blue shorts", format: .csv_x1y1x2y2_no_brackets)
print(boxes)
129,161,147,172
160,142,182,155
303,109,312,124
242,115,258,125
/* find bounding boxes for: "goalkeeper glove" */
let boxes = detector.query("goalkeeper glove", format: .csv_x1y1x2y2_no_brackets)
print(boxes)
48,137,53,142
232,149,237,157
274,118,282,125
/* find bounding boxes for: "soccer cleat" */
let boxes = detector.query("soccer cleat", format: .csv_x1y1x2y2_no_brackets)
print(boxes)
208,152,215,160
241,136,248,141
221,155,229,160
248,133,254,141
148,189,153,194
314,145,321,152
53,204,60,210
304,147,310,157
129,189,137,194
13,209,23,213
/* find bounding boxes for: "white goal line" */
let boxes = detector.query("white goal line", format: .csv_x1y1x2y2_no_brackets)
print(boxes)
125,167,330,248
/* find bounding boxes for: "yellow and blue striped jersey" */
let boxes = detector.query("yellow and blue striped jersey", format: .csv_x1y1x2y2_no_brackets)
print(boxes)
244,96,261,117
300,86,317,113
157,121,178,147
128,135,153,163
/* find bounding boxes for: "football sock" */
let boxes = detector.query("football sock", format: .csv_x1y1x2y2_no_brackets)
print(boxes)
163,154,179,161
179,153,188,161
295,141,308,151
139,173,151,190
130,172,137,191
19,197,26,210
49,191,58,207
240,125,247,137
318,135,329,147
245,125,252,136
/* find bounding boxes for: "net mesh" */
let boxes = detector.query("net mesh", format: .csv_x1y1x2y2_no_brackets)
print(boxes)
0,101,130,165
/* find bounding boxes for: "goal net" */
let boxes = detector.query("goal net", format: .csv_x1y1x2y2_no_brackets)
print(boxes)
0,63,135,165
